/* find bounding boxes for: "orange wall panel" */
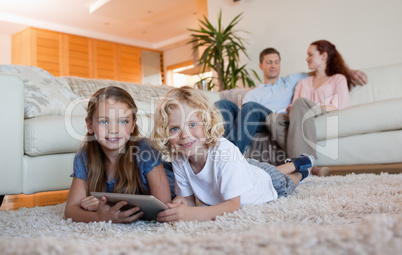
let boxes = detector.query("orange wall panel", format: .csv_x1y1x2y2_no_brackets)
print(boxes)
11,27,162,83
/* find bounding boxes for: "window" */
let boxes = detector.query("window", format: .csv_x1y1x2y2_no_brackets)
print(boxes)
167,61,212,89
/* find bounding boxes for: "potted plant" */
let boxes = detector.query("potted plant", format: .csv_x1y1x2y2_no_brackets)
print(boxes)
188,11,260,91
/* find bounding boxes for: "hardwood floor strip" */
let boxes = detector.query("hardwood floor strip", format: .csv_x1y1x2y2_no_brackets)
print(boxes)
0,190,69,211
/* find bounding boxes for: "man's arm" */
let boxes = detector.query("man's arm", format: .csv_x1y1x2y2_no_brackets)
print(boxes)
308,70,367,86
348,69,367,86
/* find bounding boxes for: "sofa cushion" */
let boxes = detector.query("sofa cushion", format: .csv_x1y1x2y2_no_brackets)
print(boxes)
219,88,253,108
0,65,84,118
24,115,86,156
62,76,221,116
24,113,155,156
62,76,171,115
23,153,76,194
201,90,222,105
316,129,402,166
136,113,153,137
315,97,402,141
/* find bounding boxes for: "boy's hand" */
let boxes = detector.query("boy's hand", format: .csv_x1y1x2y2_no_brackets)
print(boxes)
95,196,144,223
157,203,193,222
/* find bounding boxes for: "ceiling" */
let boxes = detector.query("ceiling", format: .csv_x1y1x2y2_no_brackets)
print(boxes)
0,0,201,50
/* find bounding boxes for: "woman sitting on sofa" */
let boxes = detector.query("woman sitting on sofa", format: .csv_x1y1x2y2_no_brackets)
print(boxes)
285,40,352,170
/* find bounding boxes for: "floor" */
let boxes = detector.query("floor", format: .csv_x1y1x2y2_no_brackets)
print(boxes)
0,190,69,211
1,163,401,211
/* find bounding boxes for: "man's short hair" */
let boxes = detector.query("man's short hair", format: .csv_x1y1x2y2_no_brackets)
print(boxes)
259,48,281,63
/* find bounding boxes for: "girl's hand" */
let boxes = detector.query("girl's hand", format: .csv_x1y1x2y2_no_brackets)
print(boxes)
95,196,144,223
80,195,99,212
157,203,193,222
171,195,187,205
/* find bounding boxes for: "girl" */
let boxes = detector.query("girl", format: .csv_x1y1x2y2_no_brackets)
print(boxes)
65,86,174,223
151,86,315,222
285,40,351,166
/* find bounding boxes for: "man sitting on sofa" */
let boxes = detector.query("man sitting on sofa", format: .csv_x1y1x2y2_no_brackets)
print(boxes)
215,47,367,170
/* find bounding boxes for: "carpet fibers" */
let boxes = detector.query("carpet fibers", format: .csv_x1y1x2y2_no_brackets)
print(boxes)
1,173,402,254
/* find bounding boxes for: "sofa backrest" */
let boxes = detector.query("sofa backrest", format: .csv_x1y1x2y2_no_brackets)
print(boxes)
220,62,402,108
61,76,221,137
349,62,402,106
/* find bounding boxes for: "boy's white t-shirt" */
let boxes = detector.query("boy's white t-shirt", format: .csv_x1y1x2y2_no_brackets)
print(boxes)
172,138,278,206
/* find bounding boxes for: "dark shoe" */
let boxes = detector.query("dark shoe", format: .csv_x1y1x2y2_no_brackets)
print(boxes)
292,154,315,180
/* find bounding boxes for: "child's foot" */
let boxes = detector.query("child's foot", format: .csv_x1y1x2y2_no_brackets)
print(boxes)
292,154,315,181
311,166,330,176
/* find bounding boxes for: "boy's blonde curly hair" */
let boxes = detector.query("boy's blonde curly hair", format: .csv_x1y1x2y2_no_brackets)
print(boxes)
151,86,225,155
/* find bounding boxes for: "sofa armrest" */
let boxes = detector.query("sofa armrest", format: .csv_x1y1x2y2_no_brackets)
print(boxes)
315,97,402,141
0,74,24,195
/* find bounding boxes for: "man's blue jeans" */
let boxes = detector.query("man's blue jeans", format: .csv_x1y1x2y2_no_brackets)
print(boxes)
214,99,273,153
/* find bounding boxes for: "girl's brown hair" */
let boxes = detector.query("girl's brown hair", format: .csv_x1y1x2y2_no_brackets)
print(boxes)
83,86,145,195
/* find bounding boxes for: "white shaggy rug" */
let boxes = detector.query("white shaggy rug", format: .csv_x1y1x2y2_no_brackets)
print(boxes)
1,173,402,254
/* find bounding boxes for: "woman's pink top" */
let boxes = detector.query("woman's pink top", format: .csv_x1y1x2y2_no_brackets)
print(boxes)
291,74,350,110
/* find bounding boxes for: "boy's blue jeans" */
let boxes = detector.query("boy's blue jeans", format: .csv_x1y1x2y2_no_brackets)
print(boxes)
215,99,273,154
247,159,297,198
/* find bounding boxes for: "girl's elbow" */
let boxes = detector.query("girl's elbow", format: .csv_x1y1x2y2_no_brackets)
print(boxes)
64,209,72,220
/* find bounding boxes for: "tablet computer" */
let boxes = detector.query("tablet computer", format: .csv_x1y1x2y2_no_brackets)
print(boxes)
91,192,168,220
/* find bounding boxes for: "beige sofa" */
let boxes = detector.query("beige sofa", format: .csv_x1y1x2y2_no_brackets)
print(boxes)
221,63,402,170
1,63,401,201
312,63,401,166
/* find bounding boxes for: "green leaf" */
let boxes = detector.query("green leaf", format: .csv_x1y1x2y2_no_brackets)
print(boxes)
187,10,260,91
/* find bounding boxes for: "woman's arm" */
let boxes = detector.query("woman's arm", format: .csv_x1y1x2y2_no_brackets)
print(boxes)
157,196,241,222
146,163,172,204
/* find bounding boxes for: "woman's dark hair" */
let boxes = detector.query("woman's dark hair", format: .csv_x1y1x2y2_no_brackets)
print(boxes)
311,40,352,90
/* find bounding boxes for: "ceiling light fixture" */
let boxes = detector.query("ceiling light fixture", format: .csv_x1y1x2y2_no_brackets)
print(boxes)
89,0,111,14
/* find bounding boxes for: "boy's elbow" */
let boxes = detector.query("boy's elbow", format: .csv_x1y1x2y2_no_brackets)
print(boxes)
227,196,241,211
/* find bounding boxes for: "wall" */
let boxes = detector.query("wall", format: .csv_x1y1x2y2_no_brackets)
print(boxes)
163,43,194,69
207,0,402,78
0,33,11,64
141,50,162,85
163,43,194,85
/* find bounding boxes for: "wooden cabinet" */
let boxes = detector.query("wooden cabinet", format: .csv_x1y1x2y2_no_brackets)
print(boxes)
63,34,92,78
12,28,63,76
117,44,141,83
12,27,160,84
92,39,117,80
